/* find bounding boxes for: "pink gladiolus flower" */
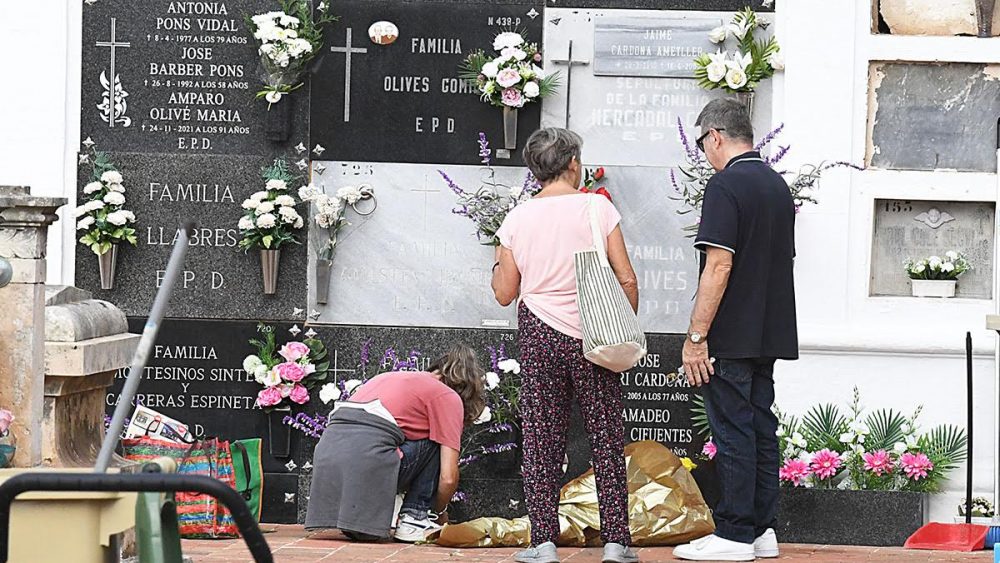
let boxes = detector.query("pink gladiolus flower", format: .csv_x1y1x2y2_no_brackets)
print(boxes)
863,450,894,476
809,449,843,480
702,440,717,460
779,459,811,486
289,384,310,405
899,452,934,480
256,387,283,407
276,361,306,383
0,409,14,435
278,341,310,362
501,88,524,108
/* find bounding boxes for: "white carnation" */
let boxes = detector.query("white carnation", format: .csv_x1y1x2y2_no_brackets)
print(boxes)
336,186,364,204
256,213,277,229
275,195,296,207
319,383,340,405
256,201,275,214
238,216,255,230
108,183,126,193
83,182,103,195
103,192,126,206
298,184,322,202
242,198,260,210
85,200,105,212
293,216,304,229
266,179,288,191
74,205,90,218
945,250,959,261
250,191,269,202
243,355,263,373
100,170,123,184
76,216,95,230
122,210,136,222
106,211,128,226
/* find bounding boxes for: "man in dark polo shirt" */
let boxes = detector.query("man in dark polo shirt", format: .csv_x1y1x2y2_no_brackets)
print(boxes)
673,99,798,562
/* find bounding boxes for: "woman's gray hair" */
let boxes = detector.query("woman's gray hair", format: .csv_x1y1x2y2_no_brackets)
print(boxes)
522,128,583,183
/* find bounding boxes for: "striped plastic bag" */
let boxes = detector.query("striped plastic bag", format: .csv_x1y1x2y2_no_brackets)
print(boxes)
574,195,647,373
122,435,240,539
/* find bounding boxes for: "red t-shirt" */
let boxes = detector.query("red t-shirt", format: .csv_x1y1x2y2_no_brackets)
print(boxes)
349,371,464,451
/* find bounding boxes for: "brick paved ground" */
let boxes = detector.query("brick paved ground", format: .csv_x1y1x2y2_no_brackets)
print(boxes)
181,525,995,562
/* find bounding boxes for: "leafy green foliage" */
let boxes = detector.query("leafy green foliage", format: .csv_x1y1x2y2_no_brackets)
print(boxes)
691,393,711,439
864,409,907,452
801,403,848,452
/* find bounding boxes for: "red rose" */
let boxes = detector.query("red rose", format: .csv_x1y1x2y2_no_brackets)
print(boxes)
593,167,605,181
595,187,613,202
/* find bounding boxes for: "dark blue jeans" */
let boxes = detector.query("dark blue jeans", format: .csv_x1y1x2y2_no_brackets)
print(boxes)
703,358,779,544
397,439,440,520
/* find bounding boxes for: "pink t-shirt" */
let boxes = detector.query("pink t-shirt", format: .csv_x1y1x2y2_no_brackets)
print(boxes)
349,371,464,451
496,193,621,339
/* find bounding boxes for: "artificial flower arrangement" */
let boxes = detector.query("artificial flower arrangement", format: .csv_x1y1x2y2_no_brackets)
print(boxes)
904,251,971,281
245,0,335,106
244,323,329,410
694,8,782,94
439,132,541,246
458,31,559,110
297,183,375,262
579,167,613,202
238,159,305,251
695,387,967,493
958,497,995,518
670,119,861,235
76,152,138,255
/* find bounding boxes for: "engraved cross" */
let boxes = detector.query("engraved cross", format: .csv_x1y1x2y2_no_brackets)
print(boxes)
550,40,590,129
95,17,131,128
329,28,369,123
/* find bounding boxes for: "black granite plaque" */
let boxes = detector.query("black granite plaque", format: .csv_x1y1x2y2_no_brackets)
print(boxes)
547,0,773,10
309,0,544,165
81,0,308,155
106,318,306,474
74,152,307,319
263,473,302,524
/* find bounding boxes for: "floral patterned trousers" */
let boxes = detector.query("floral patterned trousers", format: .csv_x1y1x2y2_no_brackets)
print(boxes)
518,303,631,547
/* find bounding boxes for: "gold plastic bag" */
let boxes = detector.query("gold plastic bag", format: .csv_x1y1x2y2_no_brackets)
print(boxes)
436,440,715,548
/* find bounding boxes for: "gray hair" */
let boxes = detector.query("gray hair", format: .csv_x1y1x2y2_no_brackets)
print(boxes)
695,99,754,144
522,128,583,183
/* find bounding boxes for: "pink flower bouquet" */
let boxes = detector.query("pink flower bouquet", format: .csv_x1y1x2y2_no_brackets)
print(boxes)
244,323,330,411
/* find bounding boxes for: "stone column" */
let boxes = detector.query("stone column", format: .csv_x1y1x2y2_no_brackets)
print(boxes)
0,186,67,466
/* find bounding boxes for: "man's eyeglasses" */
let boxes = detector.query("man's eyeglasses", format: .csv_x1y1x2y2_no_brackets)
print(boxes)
696,128,725,152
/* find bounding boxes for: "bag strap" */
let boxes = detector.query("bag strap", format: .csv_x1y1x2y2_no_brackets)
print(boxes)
587,195,611,268
231,441,254,500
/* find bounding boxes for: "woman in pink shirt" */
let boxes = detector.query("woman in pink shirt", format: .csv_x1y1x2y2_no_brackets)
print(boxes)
305,345,485,543
493,128,640,563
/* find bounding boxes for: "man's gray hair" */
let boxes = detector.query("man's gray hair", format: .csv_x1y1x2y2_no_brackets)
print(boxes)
695,99,754,144
522,128,583,183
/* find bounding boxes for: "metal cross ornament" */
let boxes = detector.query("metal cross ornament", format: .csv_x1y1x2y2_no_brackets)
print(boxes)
550,40,590,129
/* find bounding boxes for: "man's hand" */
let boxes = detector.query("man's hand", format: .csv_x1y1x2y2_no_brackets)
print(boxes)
682,339,714,387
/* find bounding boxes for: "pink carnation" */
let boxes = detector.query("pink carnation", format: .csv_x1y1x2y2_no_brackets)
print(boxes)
779,459,811,487
702,440,717,460
809,449,843,480
289,384,310,405
278,341,310,362
276,361,306,383
256,386,283,407
501,87,524,108
899,452,934,480
863,450,894,476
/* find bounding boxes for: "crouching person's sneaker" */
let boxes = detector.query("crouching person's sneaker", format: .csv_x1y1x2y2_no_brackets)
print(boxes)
514,541,559,563
392,514,441,543
754,528,779,558
673,534,754,561
602,542,639,562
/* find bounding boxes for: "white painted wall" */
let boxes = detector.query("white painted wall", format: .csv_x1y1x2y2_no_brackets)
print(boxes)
0,0,995,526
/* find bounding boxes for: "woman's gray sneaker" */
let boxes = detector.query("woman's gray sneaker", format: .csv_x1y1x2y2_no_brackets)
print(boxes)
602,542,639,563
514,541,559,563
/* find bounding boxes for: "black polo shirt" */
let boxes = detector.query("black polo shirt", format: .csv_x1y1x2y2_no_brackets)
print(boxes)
694,151,798,360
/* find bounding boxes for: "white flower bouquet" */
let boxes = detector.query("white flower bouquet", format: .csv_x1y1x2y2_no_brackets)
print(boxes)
245,0,335,105
904,251,971,281
76,152,137,256
237,159,305,251
298,183,374,261
458,31,559,108
694,8,781,93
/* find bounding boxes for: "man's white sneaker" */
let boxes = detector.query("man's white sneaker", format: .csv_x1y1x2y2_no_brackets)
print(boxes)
673,534,754,562
392,514,441,543
754,528,779,558
514,541,559,563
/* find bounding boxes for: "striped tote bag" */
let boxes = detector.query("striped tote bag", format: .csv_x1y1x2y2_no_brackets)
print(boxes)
574,195,647,372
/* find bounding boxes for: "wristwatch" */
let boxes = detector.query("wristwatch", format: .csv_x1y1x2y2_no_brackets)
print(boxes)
688,331,705,344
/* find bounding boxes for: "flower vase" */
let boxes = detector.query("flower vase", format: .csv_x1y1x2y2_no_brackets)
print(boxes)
98,244,119,290
734,91,754,119
260,248,281,295
503,107,518,150
911,279,956,298
265,96,293,144
0,431,15,469
267,407,292,458
976,0,996,37
316,258,334,305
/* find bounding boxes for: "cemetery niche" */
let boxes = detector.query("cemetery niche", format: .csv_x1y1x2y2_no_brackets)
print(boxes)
309,0,545,165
